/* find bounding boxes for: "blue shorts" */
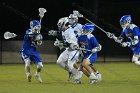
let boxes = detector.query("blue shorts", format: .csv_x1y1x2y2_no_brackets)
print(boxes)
20,49,42,63
82,53,97,65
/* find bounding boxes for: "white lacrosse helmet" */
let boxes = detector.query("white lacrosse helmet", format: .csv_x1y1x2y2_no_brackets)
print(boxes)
68,14,78,25
57,17,69,31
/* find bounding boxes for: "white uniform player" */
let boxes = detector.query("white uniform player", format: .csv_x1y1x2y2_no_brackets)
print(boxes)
54,17,81,84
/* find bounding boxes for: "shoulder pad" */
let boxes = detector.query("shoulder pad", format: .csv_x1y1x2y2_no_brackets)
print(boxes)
130,24,137,30
87,34,94,39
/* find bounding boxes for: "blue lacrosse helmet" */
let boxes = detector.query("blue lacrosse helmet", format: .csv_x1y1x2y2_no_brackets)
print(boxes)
120,15,131,29
82,23,95,32
30,20,41,28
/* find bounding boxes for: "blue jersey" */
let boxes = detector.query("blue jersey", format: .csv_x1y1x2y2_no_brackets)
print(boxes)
78,34,99,64
21,29,38,51
119,24,140,53
20,29,42,62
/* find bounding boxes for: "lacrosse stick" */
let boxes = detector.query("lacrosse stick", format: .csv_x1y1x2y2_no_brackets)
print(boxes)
77,47,92,52
4,31,17,39
73,10,115,38
38,8,47,24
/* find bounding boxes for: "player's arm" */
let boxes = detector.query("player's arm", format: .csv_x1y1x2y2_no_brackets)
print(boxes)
36,34,43,45
48,30,61,36
121,27,140,47
130,27,140,45
90,35,102,53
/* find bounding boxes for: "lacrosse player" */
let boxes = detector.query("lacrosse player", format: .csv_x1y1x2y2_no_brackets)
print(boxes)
78,23,102,84
20,20,43,83
54,17,82,84
108,15,140,66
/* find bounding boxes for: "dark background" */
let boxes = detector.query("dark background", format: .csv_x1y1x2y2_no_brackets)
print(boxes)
1,0,140,63
1,0,140,39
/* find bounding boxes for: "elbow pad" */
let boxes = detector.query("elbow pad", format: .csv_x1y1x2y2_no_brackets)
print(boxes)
131,38,139,45
92,44,102,53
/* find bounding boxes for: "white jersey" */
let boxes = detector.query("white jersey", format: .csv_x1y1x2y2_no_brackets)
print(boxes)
71,23,83,37
62,27,78,45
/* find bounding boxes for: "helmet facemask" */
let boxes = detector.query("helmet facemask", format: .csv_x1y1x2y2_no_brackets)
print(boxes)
57,17,69,31
31,25,41,34
30,20,41,34
120,15,131,29
68,14,78,26
120,20,130,29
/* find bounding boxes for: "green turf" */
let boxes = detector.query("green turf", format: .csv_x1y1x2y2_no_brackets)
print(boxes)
0,62,140,93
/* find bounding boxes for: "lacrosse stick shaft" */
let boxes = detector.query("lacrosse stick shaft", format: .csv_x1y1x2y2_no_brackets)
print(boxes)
83,16,108,34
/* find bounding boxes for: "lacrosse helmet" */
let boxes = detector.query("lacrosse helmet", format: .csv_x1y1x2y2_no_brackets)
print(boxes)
57,17,69,31
82,23,95,35
120,15,131,29
68,14,78,25
30,20,41,33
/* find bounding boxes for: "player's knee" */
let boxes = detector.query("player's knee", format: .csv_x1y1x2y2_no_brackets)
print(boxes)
132,56,138,62
82,60,89,67
24,58,31,67
68,62,74,71
56,59,62,65
37,62,43,69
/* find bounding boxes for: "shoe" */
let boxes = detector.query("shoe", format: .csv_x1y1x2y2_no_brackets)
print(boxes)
89,79,97,84
68,72,73,81
96,73,102,81
34,74,43,83
72,79,81,84
27,74,32,82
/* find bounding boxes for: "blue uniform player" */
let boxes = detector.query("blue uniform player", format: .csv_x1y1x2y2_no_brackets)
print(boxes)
78,23,102,84
20,20,43,82
109,15,140,66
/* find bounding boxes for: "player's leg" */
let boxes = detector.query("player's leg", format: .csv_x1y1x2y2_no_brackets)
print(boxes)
132,48,140,65
32,52,43,83
90,65,102,81
20,51,32,82
25,58,32,82
81,66,90,77
35,62,43,83
68,50,81,83
132,54,140,65
82,54,98,84
56,50,69,71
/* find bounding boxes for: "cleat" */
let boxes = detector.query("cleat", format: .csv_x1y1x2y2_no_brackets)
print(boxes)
27,74,32,82
89,79,97,84
68,72,73,81
34,74,43,83
72,79,81,84
96,73,102,81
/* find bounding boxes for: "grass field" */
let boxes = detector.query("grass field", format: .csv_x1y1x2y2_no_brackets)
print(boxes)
0,62,140,93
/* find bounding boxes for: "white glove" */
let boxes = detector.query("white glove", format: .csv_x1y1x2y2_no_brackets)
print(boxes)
48,30,57,36
37,40,42,45
121,42,131,47
35,34,43,41
54,39,63,46
106,32,114,38
92,48,97,53
70,44,79,50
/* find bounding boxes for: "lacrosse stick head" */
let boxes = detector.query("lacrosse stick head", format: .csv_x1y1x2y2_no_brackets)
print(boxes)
4,31,17,39
73,10,83,17
38,8,47,18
